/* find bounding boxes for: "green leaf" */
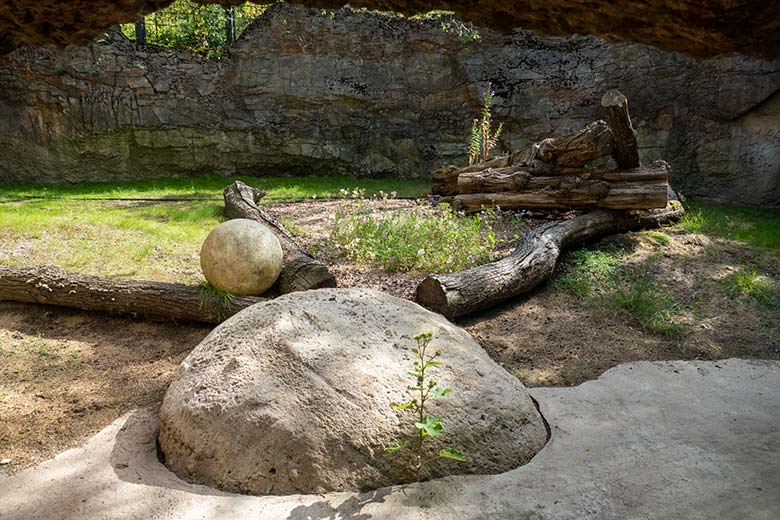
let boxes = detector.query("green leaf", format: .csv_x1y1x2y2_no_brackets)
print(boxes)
385,442,405,456
415,416,443,437
390,400,415,411
439,447,466,461
428,386,452,398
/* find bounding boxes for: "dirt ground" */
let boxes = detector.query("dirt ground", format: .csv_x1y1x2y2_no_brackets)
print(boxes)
1,200,778,472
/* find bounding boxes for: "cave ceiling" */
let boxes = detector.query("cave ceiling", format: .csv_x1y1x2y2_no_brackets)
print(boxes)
0,0,778,59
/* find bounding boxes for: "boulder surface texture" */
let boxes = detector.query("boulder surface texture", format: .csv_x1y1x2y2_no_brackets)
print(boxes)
200,219,283,296
158,288,547,495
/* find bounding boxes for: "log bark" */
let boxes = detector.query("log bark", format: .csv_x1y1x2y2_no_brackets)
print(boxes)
0,265,263,324
453,161,669,212
601,90,640,169
531,120,614,167
416,201,684,319
432,156,511,196
457,162,669,194
431,121,614,197
223,181,337,293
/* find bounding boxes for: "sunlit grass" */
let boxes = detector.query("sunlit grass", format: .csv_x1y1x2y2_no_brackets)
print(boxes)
677,201,780,249
556,247,686,337
721,268,779,308
0,175,430,283
330,203,524,273
0,174,429,202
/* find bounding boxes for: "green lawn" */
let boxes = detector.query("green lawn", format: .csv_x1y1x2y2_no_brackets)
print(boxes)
0,175,429,284
677,200,780,249
0,174,430,202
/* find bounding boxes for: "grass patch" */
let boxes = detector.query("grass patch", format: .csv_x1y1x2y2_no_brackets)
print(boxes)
557,247,685,337
721,268,779,308
197,282,236,320
595,279,685,337
330,204,524,273
677,200,780,249
0,174,429,202
0,175,429,283
646,231,672,247
555,247,622,297
0,199,221,283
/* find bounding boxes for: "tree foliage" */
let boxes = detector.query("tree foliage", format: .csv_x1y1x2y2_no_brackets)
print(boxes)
121,1,267,59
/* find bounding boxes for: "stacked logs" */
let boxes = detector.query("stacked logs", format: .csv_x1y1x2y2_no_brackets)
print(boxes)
432,91,669,213
417,91,684,318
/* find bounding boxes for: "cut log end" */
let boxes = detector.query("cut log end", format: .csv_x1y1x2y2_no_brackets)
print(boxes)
416,276,451,318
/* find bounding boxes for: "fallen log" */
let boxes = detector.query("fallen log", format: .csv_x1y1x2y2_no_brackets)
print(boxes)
416,200,684,319
223,181,337,293
0,265,263,324
601,90,640,169
453,161,669,212
457,161,669,194
432,156,511,196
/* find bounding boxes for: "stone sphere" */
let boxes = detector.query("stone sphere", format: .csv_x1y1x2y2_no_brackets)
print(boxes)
159,288,548,496
200,219,283,296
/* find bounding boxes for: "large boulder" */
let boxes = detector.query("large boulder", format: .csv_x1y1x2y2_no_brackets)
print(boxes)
200,218,283,296
158,288,548,495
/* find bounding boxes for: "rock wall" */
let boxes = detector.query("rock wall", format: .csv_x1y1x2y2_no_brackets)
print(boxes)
0,3,778,205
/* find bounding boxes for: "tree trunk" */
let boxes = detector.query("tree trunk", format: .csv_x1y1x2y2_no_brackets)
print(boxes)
0,266,263,324
416,201,684,319
453,161,669,212
601,90,640,169
223,181,337,293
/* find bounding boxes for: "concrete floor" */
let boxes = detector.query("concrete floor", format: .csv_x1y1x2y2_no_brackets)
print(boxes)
2,358,779,520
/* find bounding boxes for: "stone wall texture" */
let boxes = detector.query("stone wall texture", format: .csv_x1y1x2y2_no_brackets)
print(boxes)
1,3,779,205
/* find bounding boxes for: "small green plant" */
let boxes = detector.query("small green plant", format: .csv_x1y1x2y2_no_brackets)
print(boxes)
678,208,709,234
385,332,465,481
197,282,235,320
468,84,503,165
647,231,672,247
556,247,621,298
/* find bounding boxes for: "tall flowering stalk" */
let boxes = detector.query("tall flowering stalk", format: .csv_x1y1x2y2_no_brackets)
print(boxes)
468,83,503,165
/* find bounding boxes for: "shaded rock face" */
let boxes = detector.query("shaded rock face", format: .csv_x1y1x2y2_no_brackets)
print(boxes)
0,4,778,205
158,288,548,496
1,0,778,58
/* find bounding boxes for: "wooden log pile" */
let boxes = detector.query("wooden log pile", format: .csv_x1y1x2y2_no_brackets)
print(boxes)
417,91,685,318
432,91,668,213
